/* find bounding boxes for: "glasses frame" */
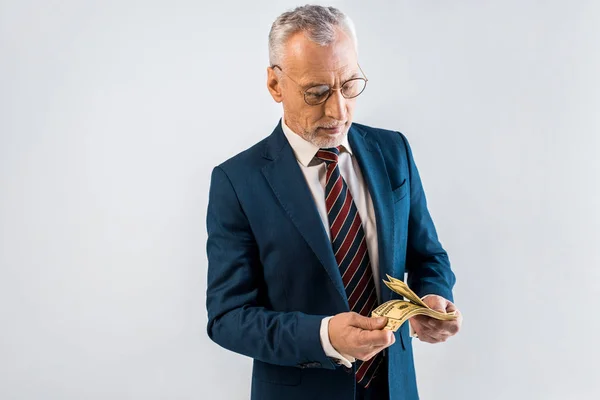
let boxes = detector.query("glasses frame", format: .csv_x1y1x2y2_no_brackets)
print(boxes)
271,63,369,106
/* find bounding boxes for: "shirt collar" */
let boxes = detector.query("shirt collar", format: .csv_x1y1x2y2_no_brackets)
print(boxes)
280,116,353,167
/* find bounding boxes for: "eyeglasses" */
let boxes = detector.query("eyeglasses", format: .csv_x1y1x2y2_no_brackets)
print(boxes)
271,64,368,106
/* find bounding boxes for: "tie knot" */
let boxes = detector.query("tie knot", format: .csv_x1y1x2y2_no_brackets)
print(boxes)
315,146,341,165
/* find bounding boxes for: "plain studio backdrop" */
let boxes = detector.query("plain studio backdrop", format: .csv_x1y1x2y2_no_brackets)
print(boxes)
1,0,599,399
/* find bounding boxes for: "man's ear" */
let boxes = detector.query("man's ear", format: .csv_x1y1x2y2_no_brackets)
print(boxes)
266,67,283,103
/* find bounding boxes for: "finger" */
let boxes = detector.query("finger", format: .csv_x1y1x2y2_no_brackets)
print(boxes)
417,334,442,344
419,321,454,337
351,314,388,331
422,317,440,328
412,314,445,326
416,324,447,339
447,319,461,335
423,296,448,313
427,319,461,335
411,315,433,327
444,320,460,335
358,338,396,361
411,316,444,331
445,301,457,313
357,328,395,347
410,317,429,337
419,327,450,342
424,323,458,341
369,333,396,351
412,313,460,336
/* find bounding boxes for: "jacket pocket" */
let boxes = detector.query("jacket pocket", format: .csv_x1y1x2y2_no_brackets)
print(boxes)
392,178,408,203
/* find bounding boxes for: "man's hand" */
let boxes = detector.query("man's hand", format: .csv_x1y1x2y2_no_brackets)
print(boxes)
328,312,395,361
409,295,463,343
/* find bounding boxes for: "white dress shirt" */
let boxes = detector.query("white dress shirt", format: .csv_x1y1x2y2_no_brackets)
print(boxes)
281,117,422,367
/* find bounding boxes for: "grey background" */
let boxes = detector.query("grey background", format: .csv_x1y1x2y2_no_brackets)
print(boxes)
1,0,599,399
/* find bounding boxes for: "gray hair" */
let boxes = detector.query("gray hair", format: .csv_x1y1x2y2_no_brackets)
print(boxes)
268,5,358,67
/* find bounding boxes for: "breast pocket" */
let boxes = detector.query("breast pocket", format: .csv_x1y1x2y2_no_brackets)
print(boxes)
392,178,408,203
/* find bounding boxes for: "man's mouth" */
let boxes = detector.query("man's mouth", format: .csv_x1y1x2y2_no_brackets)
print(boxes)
319,124,345,135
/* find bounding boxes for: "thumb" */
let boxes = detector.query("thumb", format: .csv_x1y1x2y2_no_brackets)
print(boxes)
426,296,448,313
352,314,388,330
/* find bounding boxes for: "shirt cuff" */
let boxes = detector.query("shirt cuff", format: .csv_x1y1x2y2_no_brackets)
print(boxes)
319,316,355,368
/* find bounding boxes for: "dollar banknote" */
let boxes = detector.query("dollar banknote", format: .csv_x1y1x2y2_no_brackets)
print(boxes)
371,275,458,332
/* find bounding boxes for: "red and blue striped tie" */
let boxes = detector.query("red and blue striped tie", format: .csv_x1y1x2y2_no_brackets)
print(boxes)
316,146,383,388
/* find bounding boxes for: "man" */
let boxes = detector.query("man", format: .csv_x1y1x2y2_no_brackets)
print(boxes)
206,5,462,400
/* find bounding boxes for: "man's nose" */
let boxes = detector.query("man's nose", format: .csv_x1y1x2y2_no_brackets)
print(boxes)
324,89,347,121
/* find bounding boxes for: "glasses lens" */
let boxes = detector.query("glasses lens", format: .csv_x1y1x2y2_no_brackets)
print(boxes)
304,85,331,105
341,78,367,99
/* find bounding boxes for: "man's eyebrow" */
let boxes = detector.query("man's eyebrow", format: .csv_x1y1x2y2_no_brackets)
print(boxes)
302,72,362,88
343,72,362,81
302,80,328,88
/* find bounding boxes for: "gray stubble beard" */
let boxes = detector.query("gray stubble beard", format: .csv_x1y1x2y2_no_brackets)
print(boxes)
300,126,349,149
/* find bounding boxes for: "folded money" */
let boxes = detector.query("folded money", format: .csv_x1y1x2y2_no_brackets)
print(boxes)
371,275,457,332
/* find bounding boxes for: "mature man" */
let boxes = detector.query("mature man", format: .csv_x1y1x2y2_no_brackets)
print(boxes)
206,5,462,400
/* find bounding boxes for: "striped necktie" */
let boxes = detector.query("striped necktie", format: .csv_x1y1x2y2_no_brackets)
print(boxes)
315,146,383,388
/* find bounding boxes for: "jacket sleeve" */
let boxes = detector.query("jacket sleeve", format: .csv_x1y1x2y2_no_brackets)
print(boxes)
399,133,456,302
205,166,336,369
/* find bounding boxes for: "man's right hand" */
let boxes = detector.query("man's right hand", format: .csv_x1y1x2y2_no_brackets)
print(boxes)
328,312,395,361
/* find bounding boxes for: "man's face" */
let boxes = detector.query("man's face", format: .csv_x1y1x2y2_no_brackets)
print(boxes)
267,28,361,148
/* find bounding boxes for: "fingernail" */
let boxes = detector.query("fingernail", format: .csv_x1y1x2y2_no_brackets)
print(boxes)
377,317,386,324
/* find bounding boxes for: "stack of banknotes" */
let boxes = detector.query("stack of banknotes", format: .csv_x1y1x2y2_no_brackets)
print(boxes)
371,275,458,332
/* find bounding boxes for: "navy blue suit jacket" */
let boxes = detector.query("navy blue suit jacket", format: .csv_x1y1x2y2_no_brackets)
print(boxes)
206,120,456,400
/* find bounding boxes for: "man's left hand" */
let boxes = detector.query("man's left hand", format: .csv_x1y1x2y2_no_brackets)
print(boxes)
409,295,462,344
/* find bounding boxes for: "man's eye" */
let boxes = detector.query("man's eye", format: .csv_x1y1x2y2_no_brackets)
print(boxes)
344,81,356,90
306,85,330,97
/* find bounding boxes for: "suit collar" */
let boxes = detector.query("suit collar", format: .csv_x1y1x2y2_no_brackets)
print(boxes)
262,118,370,161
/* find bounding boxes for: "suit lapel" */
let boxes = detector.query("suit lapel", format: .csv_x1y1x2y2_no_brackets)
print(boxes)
261,121,348,305
349,126,396,301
